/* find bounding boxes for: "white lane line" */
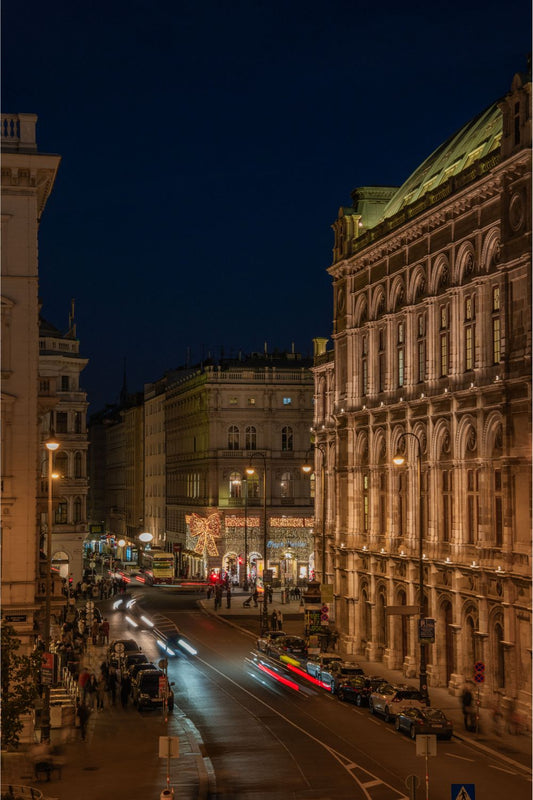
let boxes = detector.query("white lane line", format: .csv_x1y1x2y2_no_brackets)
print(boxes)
489,765,518,775
362,779,383,788
445,753,475,762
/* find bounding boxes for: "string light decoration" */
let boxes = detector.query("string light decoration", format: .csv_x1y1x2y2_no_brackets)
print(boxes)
186,512,221,556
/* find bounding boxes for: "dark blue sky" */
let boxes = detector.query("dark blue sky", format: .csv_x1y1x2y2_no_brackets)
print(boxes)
3,0,530,412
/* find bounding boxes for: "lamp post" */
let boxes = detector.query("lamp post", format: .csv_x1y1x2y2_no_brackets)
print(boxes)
303,443,327,584
246,453,269,634
42,430,60,743
243,476,249,591
393,431,429,706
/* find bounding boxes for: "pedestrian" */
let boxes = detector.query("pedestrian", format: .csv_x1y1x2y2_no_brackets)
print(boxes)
86,673,97,709
107,665,118,706
461,684,475,731
91,619,99,646
96,673,106,711
100,617,110,645
268,587,273,603
76,699,90,741
78,666,91,701
226,586,232,608
277,610,284,631
120,674,131,708
253,588,259,607
271,609,278,630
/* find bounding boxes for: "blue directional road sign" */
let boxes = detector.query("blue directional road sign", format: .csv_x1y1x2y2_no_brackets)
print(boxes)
451,785,475,800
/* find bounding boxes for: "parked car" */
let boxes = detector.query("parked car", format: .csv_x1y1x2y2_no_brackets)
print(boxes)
306,654,343,679
369,683,424,721
123,652,149,676
320,661,365,692
132,669,175,712
336,675,385,706
107,638,141,668
267,635,307,660
256,631,287,654
394,707,453,740
130,661,158,688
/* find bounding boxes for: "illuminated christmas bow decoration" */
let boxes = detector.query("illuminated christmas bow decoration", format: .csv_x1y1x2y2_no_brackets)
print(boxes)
187,512,221,556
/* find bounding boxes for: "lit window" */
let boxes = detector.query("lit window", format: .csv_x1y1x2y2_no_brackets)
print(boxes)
229,397,238,406
464,296,475,371
245,426,256,450
281,426,293,451
492,286,501,364
248,397,256,406
229,472,242,498
227,426,239,450
283,397,292,405
439,305,449,377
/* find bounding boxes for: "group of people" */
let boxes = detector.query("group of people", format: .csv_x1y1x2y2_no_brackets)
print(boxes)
270,609,284,630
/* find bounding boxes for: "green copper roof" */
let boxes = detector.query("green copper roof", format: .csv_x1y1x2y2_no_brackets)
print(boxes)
379,100,502,223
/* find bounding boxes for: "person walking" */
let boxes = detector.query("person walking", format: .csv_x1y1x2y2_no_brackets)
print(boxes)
461,684,475,731
100,617,110,645
85,673,98,709
120,674,131,708
107,665,118,706
78,666,91,701
96,673,106,711
253,588,259,608
77,699,90,741
277,610,284,631
226,586,232,608
271,609,278,630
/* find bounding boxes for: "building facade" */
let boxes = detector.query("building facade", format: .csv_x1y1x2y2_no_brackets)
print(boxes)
314,71,531,713
1,114,61,650
165,353,315,583
39,312,89,585
144,376,167,547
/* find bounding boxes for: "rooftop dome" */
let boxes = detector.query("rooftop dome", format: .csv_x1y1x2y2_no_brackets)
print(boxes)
379,100,502,223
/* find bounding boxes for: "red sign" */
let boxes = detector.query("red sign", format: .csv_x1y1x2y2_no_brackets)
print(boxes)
41,652,55,685
173,543,182,553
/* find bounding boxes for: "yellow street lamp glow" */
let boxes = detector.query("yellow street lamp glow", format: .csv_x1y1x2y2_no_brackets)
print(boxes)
138,532,153,543
392,454,405,466
245,466,256,476
118,539,126,547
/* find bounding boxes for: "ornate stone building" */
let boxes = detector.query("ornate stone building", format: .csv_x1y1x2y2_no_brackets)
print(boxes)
165,352,315,583
1,114,61,650
314,71,531,713
39,311,89,585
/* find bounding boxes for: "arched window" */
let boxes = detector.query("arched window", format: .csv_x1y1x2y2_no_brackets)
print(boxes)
74,452,83,479
227,426,239,450
281,426,293,452
74,496,82,523
55,452,69,478
280,472,293,498
229,472,242,498
245,473,260,499
245,426,256,450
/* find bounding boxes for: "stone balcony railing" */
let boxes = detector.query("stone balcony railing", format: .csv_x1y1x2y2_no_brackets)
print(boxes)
1,113,38,152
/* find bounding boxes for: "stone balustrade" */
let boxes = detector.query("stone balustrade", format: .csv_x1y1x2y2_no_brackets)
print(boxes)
1,113,37,151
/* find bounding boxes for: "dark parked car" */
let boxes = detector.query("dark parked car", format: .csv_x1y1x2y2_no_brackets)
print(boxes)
336,675,385,706
130,661,158,688
394,707,453,739
123,652,149,675
132,669,175,712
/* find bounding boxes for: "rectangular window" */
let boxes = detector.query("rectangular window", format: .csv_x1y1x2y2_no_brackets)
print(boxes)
417,341,425,382
363,474,369,533
398,348,404,387
61,375,69,391
442,470,452,542
56,412,68,433
229,397,238,406
362,358,368,396
248,398,256,406
283,397,292,405
492,318,501,363
465,327,473,371
494,469,503,546
440,334,448,376
466,469,479,544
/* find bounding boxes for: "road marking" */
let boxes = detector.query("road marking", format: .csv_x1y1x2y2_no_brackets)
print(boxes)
362,779,382,788
445,753,475,762
489,765,518,775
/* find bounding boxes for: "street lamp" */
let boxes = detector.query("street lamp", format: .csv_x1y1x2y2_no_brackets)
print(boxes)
246,453,269,634
303,443,327,584
393,431,430,705
42,429,60,743
243,475,249,592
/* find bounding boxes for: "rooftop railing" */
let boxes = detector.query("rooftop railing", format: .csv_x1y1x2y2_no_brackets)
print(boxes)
1,113,37,152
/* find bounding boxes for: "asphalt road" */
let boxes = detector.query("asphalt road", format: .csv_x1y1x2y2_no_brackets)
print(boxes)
127,586,532,800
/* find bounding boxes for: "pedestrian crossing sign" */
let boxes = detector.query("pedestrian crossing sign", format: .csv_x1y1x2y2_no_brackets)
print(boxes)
451,785,475,800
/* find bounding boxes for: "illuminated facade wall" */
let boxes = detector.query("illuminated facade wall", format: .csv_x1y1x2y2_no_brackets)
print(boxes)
144,377,167,547
1,114,60,650
39,315,89,585
315,72,532,713
165,355,315,581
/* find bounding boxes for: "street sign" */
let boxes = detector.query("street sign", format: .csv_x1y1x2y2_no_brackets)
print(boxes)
419,618,436,643
451,785,475,800
159,736,179,758
416,734,437,757
386,605,419,616
473,661,485,683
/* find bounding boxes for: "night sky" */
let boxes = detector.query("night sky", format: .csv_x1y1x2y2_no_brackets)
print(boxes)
3,0,530,413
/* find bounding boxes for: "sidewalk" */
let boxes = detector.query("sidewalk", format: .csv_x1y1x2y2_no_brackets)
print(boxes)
201,586,532,772
1,606,213,800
